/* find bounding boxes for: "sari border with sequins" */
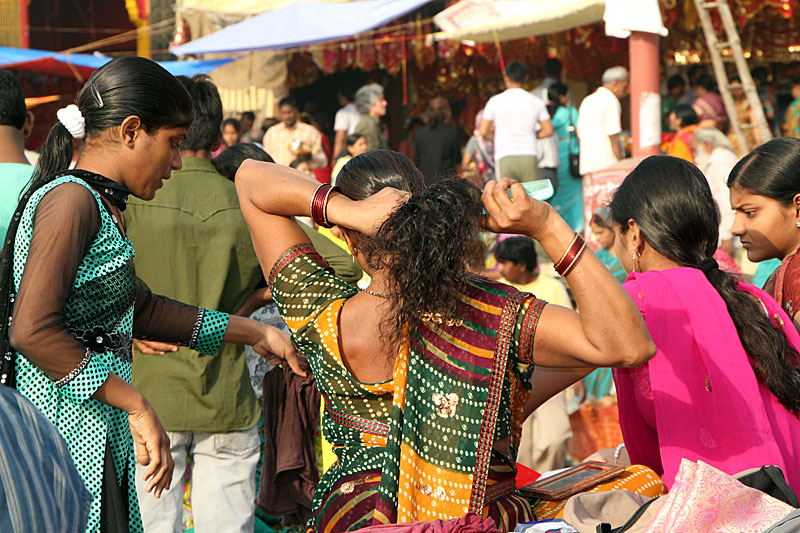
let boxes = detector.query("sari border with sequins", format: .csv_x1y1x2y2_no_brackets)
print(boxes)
468,289,527,513
268,243,328,287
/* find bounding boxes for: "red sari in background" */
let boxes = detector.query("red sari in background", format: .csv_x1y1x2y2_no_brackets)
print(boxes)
313,132,333,184
764,250,800,324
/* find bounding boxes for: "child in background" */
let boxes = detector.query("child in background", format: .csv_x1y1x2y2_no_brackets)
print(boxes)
591,208,628,282
495,236,571,307
494,237,573,473
290,153,315,177
222,117,242,147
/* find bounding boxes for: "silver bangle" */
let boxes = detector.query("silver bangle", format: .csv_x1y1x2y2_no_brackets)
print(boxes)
55,348,93,387
613,443,626,463
188,308,206,350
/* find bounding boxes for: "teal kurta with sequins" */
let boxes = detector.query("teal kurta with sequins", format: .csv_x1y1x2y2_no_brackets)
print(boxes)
11,176,228,533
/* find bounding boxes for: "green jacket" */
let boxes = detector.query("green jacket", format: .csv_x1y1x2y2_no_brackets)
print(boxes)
123,158,261,432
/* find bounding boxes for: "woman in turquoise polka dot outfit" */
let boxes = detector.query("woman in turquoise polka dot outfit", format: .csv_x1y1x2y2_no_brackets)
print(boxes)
0,57,301,533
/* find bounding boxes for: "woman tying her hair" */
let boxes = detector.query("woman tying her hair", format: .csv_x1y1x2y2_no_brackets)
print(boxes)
0,57,299,533
609,155,800,490
728,137,800,330
235,149,656,531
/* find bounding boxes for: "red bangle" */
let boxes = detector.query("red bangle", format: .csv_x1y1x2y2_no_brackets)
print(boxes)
554,233,579,273
560,240,586,277
310,184,341,228
555,234,586,276
310,184,329,227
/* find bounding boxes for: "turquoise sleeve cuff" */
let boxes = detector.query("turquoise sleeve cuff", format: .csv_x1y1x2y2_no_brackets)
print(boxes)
190,309,230,356
58,356,111,405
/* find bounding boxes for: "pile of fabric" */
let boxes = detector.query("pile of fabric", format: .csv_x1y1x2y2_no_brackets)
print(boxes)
515,460,799,533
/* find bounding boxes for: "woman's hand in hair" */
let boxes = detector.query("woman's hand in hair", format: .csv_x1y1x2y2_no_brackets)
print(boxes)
482,178,553,239
332,187,410,235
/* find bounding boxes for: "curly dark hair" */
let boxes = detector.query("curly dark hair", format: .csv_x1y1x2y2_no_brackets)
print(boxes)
336,150,485,345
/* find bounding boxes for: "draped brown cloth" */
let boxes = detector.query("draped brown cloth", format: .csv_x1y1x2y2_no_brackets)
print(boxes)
257,359,320,526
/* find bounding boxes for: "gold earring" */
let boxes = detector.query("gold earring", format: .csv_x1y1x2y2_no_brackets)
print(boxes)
632,251,641,272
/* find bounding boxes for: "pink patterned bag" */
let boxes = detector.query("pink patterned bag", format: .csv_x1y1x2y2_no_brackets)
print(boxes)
645,459,793,532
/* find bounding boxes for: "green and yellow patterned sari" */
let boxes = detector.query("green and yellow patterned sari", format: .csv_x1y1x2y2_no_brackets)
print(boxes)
270,244,547,532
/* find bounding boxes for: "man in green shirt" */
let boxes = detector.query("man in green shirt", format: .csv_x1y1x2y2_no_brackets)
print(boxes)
124,75,263,532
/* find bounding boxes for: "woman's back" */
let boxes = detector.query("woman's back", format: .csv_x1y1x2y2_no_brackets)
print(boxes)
615,267,800,489
269,244,544,530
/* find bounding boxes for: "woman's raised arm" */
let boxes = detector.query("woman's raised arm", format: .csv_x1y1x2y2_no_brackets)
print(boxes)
235,160,407,273
483,179,655,368
235,161,319,272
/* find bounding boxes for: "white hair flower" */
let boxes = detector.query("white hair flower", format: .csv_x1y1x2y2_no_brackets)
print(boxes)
56,104,86,139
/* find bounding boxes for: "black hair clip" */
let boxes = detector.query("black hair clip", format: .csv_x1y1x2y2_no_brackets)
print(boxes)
90,79,104,109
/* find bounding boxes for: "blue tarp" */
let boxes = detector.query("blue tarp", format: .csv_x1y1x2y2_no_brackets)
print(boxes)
172,0,434,55
0,47,234,78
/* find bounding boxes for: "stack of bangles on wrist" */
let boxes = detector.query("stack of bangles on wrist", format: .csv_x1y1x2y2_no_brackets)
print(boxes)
310,183,341,229
554,233,587,277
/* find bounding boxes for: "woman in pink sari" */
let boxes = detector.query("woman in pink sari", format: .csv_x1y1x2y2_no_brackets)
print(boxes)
607,155,800,490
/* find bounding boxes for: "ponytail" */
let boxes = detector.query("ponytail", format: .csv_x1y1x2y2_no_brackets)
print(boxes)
610,156,800,415
336,150,483,345
704,267,800,414
33,123,76,184
363,178,484,345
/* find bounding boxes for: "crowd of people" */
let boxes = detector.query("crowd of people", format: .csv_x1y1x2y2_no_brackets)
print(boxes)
1,53,800,533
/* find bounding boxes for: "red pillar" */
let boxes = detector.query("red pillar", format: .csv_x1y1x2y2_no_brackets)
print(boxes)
629,31,661,158
19,0,29,48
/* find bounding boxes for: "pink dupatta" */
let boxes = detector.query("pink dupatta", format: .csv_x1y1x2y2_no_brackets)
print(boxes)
614,267,800,490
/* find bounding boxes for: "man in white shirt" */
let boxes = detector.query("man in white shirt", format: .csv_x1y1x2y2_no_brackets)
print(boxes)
333,85,361,156
577,66,629,176
479,61,553,183
692,127,739,256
